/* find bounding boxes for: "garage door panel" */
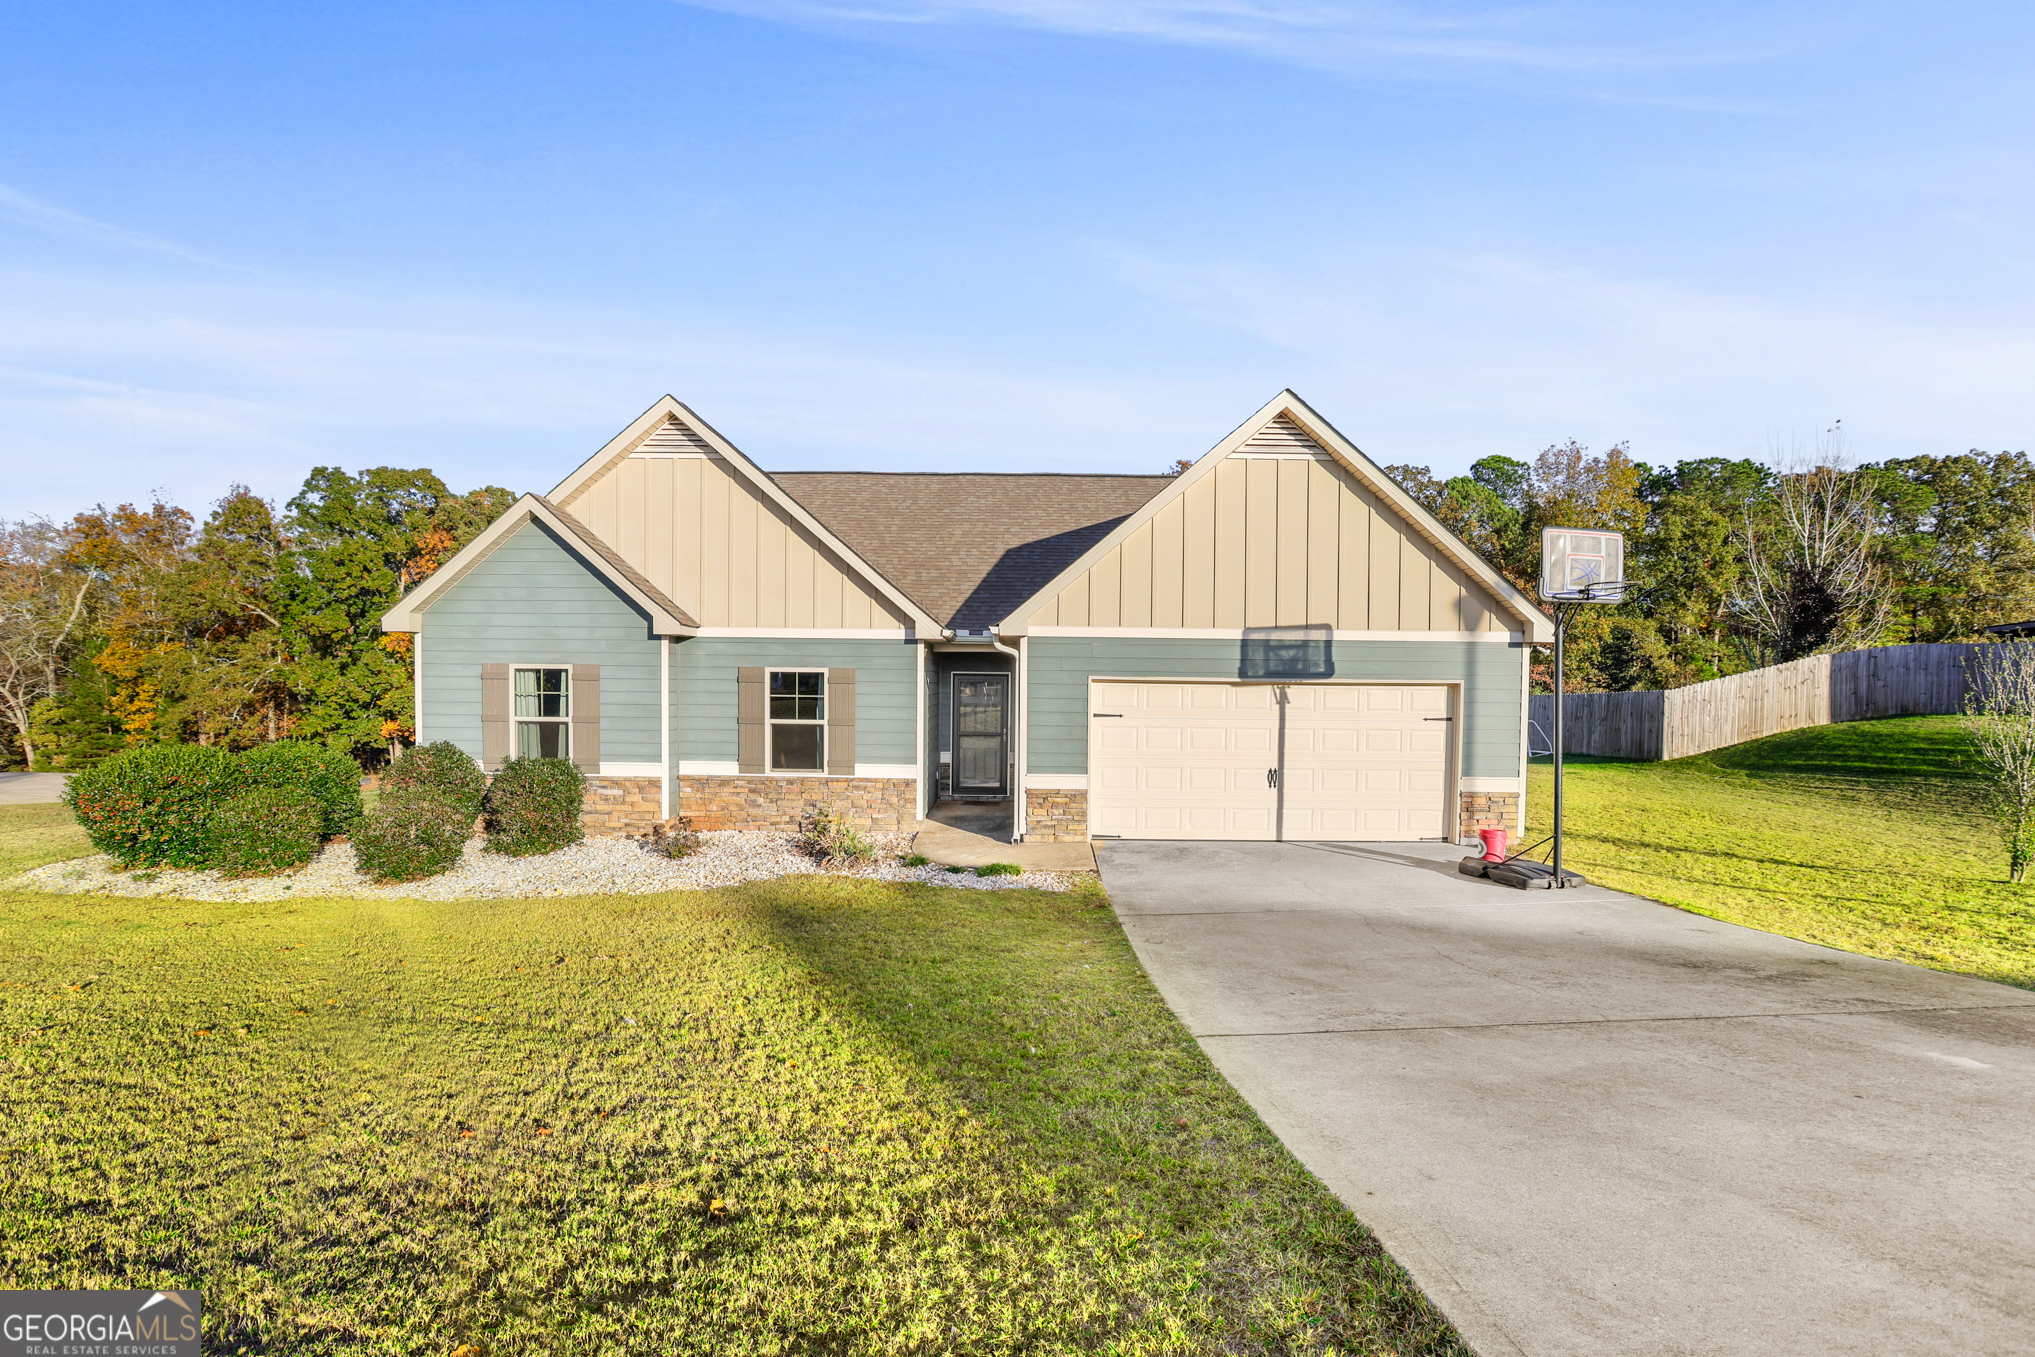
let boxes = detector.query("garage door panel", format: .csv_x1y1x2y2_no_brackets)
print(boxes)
1087,681,1453,842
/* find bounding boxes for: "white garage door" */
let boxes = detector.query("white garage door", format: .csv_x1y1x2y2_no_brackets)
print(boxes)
1087,681,1452,841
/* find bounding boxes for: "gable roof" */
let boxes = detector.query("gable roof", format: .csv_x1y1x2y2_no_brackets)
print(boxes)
994,390,1556,642
380,493,698,635
770,472,1173,632
548,396,940,633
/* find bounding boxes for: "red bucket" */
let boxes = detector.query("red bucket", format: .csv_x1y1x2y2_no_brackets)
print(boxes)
1478,828,1508,862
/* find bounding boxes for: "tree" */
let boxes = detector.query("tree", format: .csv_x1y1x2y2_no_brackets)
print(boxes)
1963,643,2035,882
0,518,96,769
1865,451,2035,642
1734,464,1891,664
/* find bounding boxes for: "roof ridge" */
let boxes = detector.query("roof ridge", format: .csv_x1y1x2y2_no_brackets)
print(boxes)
768,470,1175,479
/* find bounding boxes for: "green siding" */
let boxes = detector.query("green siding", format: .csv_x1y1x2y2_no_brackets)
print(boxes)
1026,637,1526,778
418,520,664,763
672,637,918,765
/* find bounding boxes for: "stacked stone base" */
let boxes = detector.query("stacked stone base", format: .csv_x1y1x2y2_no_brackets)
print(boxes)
676,775,918,833
581,777,663,836
1023,790,1089,842
1457,790,1521,845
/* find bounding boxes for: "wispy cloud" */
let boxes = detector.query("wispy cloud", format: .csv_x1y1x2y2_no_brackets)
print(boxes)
677,0,1779,77
0,183,223,267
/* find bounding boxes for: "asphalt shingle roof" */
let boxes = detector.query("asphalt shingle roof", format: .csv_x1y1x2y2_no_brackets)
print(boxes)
768,472,1175,632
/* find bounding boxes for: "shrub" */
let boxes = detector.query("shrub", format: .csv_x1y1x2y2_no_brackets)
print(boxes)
804,804,874,862
209,785,322,876
353,793,471,882
901,853,931,867
484,757,587,857
240,741,363,839
976,862,1023,877
647,817,702,860
380,741,486,821
65,744,241,868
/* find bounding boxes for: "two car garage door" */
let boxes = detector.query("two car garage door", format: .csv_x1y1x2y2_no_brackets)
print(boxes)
1087,681,1452,841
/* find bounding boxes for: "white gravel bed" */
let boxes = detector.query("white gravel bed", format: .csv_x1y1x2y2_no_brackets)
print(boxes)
11,830,1079,901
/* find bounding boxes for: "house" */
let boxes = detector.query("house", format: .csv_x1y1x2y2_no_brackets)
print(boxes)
380,391,1553,844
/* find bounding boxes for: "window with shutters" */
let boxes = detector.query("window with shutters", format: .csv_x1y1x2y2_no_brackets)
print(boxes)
514,667,571,759
768,670,825,771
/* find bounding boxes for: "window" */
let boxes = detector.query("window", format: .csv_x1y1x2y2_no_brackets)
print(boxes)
515,667,571,759
769,670,825,771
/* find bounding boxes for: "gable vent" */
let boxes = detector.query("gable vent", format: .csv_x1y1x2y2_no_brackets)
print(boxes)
1232,414,1331,459
629,417,719,458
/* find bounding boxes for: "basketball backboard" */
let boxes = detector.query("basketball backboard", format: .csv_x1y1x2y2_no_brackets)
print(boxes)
1539,527,1626,602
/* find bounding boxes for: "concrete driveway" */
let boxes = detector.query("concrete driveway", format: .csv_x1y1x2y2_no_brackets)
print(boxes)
0,772,68,805
1099,840,2035,1357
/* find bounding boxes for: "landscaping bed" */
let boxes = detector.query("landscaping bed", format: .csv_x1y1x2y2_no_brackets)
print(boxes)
12,829,1078,900
0,877,1465,1355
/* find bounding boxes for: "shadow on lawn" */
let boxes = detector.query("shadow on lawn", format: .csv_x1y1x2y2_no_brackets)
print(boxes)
746,878,1474,1357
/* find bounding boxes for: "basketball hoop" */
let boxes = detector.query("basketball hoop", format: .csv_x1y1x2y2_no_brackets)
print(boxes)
1532,527,1627,890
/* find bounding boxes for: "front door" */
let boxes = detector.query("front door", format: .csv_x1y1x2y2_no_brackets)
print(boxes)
953,673,1010,798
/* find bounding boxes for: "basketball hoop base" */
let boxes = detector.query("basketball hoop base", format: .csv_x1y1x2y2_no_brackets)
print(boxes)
1488,860,1587,890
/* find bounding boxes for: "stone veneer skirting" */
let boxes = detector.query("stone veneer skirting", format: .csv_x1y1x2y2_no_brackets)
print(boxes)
581,776,664,837
1024,789,1089,842
677,775,919,833
1457,790,1520,844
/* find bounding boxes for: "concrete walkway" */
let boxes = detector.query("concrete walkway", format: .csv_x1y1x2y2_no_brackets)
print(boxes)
0,772,68,805
1099,840,2035,1357
911,800,1097,872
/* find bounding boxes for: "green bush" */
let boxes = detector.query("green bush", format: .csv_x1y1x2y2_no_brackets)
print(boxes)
804,804,874,862
976,862,1023,877
240,741,362,838
209,785,322,877
484,757,587,857
65,744,241,868
380,741,486,821
353,793,471,883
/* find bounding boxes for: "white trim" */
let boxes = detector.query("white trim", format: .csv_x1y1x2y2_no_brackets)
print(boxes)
1014,636,1029,838
660,640,671,820
914,644,929,816
629,451,722,459
673,760,915,780
1028,774,1087,790
1028,626,1522,642
597,762,665,778
694,626,913,639
1228,450,1335,461
412,631,424,744
1460,776,1523,793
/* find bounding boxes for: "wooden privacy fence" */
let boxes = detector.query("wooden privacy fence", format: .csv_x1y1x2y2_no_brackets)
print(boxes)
1528,643,1989,760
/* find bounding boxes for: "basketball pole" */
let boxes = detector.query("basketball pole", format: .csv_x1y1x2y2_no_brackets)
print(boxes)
1551,602,1567,886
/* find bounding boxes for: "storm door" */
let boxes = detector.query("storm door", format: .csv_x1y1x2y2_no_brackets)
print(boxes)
952,673,1011,798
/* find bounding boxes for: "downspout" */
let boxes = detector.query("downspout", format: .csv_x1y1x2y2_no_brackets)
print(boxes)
660,638,672,821
990,633,1025,841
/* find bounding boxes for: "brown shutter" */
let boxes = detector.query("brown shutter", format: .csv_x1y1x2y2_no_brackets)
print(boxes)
570,664,600,772
737,667,766,774
481,664,510,771
826,668,856,775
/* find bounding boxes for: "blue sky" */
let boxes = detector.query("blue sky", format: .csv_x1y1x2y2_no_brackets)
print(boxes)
3,1,2031,516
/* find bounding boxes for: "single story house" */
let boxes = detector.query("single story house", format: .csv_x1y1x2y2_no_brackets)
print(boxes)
380,391,1552,844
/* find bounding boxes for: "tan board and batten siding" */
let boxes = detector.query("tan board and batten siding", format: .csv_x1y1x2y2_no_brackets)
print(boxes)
559,418,909,630
1027,417,1512,633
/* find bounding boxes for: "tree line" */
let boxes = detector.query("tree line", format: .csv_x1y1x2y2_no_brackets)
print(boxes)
0,469,513,771
7,435,2031,771
1382,434,2035,693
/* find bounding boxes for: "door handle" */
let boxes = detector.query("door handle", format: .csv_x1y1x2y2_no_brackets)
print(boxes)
1266,768,1279,789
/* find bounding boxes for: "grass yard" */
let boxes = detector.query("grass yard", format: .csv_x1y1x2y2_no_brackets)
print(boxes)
1526,714,2035,990
0,845,1464,1355
0,800,93,880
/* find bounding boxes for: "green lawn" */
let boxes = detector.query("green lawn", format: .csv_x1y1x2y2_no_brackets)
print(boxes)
1526,714,2035,990
0,865,1464,1355
0,800,93,879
